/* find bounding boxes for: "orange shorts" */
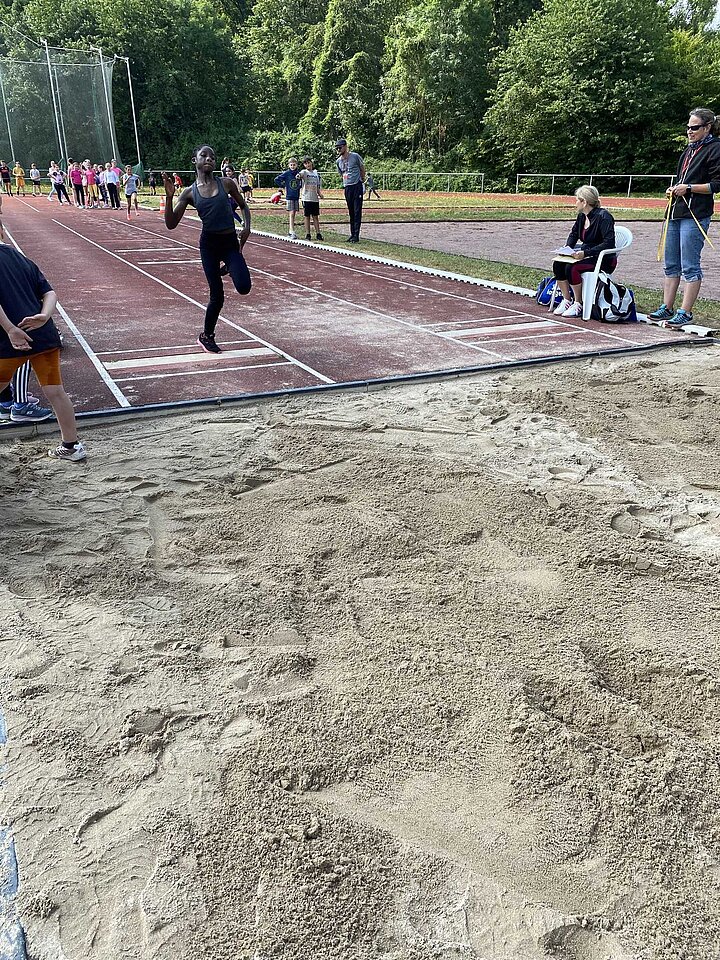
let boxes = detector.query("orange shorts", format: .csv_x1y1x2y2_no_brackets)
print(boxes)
0,349,62,387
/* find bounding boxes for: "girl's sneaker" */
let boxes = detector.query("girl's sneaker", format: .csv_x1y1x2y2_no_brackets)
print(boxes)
648,304,675,322
198,333,222,354
553,298,572,315
665,309,693,328
48,441,86,461
561,302,583,318
316,233,324,241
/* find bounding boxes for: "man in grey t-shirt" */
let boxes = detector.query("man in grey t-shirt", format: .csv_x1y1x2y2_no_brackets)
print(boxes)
335,138,366,243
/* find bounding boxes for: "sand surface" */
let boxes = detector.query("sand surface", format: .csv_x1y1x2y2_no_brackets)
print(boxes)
2,345,720,959
359,220,720,303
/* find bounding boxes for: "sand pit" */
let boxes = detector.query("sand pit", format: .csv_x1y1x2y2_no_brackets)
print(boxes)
2,344,720,959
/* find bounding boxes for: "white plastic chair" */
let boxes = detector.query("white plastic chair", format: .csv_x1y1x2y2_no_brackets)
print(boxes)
581,225,633,320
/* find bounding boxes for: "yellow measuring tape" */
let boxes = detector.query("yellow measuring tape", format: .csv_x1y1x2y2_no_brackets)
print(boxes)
658,191,716,261
657,196,672,262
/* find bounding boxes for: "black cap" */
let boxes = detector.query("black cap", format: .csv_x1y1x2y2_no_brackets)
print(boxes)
335,138,347,148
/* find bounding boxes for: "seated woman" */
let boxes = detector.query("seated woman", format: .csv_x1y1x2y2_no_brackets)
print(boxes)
552,185,617,318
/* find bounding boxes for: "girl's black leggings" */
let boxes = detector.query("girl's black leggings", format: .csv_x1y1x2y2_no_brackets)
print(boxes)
199,230,252,336
73,183,85,206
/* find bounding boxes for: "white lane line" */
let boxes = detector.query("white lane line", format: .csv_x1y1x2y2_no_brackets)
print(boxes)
445,320,561,337
476,331,577,345
97,339,256,356
115,220,510,360
104,347,276,371
51,221,336,385
138,259,202,265
114,361,292,382
3,225,131,408
424,314,531,328
116,247,183,253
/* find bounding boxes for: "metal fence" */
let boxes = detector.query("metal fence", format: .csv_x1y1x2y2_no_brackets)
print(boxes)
247,170,486,192
515,172,675,198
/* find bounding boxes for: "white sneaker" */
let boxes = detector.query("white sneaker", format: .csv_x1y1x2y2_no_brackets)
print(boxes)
561,302,583,318
288,232,297,240
48,441,87,462
553,298,572,315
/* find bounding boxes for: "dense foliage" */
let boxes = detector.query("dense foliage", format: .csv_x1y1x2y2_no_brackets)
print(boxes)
0,0,717,178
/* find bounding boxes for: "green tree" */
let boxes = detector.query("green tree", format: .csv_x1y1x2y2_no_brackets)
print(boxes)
246,0,330,131
484,0,681,175
381,0,494,160
300,0,399,151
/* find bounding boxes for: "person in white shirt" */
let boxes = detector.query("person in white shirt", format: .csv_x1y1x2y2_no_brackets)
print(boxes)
298,156,324,241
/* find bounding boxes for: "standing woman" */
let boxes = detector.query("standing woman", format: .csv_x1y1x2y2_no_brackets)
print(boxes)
651,108,720,328
551,185,617,318
162,144,251,354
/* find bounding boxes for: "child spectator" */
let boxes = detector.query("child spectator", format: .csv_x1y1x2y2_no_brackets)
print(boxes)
69,162,86,207
365,172,381,200
268,188,284,204
12,162,26,197
85,164,99,207
105,162,121,209
0,162,12,196
274,157,302,239
29,163,42,196
148,170,157,195
173,172,183,191
123,164,141,219
0,208,86,460
49,165,71,204
298,156,324,241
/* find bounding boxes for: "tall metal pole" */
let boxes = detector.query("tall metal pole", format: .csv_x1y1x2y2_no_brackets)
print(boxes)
92,46,119,159
123,57,141,166
42,40,64,162
53,66,69,163
0,65,16,162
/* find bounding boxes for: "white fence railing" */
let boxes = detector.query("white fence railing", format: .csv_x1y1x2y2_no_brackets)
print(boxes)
515,172,675,198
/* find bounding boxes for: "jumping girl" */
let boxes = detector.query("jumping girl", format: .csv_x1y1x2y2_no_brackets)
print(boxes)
162,145,252,354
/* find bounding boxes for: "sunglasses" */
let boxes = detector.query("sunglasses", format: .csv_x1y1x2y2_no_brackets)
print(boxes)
687,123,708,131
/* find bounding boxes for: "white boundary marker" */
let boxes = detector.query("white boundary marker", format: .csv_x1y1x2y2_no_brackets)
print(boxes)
3,225,132,408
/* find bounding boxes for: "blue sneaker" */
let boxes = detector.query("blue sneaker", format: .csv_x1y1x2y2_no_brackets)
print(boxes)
648,304,675,322
665,309,693,329
10,402,54,423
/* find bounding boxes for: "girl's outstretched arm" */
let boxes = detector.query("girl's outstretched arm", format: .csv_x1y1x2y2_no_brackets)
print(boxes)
161,172,192,229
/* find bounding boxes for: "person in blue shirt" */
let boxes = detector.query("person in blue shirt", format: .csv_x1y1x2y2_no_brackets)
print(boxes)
274,158,302,239
162,144,251,354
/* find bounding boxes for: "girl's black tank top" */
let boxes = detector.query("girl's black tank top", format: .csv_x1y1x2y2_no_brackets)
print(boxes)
192,178,235,233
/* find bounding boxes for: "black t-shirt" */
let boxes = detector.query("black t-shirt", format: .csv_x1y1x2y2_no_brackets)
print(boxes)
0,245,60,358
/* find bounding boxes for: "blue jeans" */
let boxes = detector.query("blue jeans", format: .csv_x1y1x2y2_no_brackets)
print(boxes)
664,216,711,283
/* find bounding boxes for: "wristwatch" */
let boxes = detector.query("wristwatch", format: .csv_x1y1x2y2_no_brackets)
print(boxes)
686,183,692,194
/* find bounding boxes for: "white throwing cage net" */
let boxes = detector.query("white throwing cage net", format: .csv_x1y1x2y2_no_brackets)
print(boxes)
0,47,120,170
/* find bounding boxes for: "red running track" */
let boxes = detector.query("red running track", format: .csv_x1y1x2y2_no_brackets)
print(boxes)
1,196,696,416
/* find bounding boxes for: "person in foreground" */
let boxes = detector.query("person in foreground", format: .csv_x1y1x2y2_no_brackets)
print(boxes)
551,185,617,318
650,108,720,329
162,145,252,354
0,236,86,461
